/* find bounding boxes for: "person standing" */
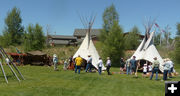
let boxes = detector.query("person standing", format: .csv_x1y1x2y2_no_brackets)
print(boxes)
150,57,160,80
120,58,125,72
106,57,111,75
85,55,92,72
167,58,174,78
68,56,74,70
53,54,58,71
142,64,148,78
75,55,83,74
148,63,153,76
130,56,136,75
97,58,103,75
162,59,171,81
126,58,131,75
63,59,68,70
148,63,153,72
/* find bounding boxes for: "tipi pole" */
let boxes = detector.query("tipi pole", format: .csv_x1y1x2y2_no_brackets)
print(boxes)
0,62,8,83
0,49,21,82
7,62,21,82
0,46,25,80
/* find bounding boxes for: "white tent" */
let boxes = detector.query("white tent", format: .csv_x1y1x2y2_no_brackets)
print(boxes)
131,31,164,72
73,31,106,70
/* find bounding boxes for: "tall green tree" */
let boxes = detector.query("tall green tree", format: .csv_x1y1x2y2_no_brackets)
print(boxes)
174,23,180,64
102,21,125,67
33,24,45,50
100,4,119,41
124,26,141,50
23,24,45,52
3,7,24,46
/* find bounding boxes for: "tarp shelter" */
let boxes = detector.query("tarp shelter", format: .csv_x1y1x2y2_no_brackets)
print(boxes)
131,31,164,72
27,51,52,66
73,30,106,70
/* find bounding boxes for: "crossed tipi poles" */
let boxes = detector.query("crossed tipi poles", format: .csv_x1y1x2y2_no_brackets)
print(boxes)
78,13,96,48
0,46,24,83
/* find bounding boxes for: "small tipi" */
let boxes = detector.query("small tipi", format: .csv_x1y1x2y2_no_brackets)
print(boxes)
131,19,164,72
73,16,106,70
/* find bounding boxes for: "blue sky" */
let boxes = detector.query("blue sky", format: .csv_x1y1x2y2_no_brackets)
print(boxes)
0,0,180,37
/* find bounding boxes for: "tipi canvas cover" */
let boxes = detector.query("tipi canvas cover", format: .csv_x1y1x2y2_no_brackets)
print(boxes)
73,31,106,70
131,31,164,72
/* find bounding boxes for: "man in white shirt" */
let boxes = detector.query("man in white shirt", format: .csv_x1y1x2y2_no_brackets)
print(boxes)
98,58,103,75
163,59,171,80
166,58,174,78
85,55,92,72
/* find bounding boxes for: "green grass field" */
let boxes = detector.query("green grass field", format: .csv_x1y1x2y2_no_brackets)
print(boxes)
0,65,179,96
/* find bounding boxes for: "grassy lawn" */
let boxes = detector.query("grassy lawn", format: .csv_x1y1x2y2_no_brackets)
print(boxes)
0,65,179,96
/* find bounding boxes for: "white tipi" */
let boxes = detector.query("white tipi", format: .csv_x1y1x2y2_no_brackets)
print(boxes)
73,16,106,70
131,31,164,72
131,19,164,72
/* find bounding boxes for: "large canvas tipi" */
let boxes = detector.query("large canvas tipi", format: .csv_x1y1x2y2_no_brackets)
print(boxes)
131,31,164,72
73,16,106,70
73,31,106,70
131,19,164,72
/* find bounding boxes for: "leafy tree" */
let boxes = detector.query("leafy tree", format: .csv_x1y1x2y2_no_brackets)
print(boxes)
3,7,24,46
100,4,119,41
23,24,45,52
102,21,125,67
23,24,33,52
124,26,141,50
177,23,180,36
174,23,180,64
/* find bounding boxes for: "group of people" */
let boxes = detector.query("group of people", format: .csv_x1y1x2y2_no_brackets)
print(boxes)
74,55,112,75
149,57,174,81
121,56,175,81
119,56,138,75
53,54,175,80
126,56,137,75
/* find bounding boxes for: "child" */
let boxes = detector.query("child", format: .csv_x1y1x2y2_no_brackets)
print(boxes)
148,63,152,72
143,64,148,77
